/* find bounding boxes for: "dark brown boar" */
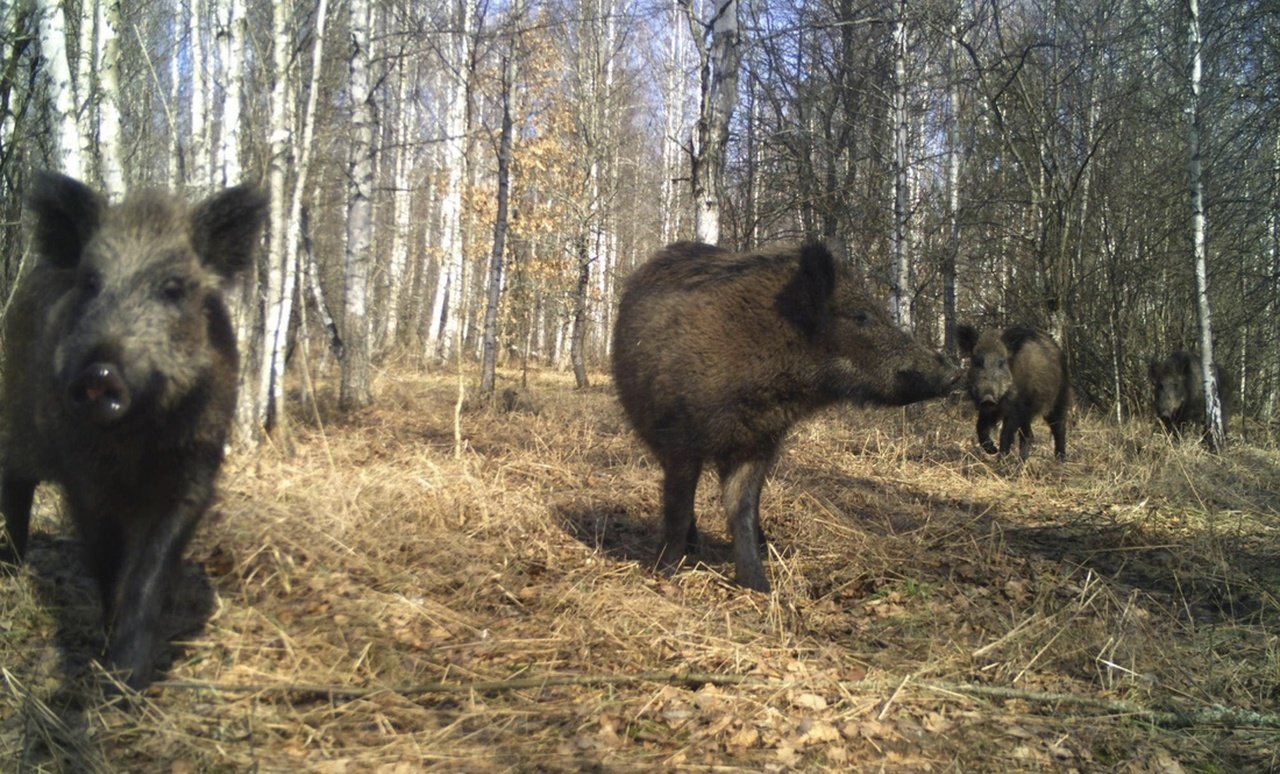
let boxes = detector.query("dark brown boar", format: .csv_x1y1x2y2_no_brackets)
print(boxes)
612,241,959,593
955,325,1069,461
0,172,267,690
1149,350,1227,440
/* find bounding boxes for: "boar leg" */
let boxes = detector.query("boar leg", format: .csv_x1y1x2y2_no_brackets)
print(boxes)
1048,415,1067,460
976,410,1000,455
656,458,702,574
104,475,214,690
719,457,772,593
1,475,36,564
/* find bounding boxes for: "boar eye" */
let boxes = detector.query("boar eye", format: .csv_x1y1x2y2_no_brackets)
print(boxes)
973,356,984,368
159,276,189,303
850,310,873,326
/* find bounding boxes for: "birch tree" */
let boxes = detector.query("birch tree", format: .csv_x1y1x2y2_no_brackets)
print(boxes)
688,0,741,245
259,0,330,442
1187,0,1224,450
188,0,210,190
215,0,246,187
888,0,911,329
340,0,376,409
479,51,516,398
427,0,476,364
94,0,124,196
380,53,417,353
35,0,85,179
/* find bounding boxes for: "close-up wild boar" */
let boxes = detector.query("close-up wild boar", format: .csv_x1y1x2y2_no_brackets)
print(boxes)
956,324,1069,461
1150,350,1227,440
0,172,267,690
612,241,960,593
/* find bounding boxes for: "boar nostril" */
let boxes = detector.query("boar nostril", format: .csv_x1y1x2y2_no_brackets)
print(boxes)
69,363,132,423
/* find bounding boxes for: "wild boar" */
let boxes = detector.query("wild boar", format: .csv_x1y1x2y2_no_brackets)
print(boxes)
0,172,267,690
612,241,959,593
955,324,1069,461
1150,350,1228,440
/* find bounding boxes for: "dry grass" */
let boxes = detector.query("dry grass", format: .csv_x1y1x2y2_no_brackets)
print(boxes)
2,365,1278,772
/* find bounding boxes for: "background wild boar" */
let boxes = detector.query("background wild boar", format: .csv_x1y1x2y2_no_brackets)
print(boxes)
956,325,1069,461
1150,350,1228,440
0,172,267,690
612,241,959,593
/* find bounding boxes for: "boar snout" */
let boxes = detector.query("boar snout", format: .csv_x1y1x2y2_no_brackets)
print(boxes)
69,362,131,424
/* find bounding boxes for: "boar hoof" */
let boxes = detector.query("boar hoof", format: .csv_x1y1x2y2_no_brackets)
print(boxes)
737,570,770,594
69,363,131,423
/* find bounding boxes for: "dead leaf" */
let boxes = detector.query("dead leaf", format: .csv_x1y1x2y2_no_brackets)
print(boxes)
727,727,760,748
792,692,828,711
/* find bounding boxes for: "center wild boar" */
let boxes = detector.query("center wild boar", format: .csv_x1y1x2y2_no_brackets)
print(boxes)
1149,350,1227,439
956,325,1069,460
612,241,959,593
0,172,267,690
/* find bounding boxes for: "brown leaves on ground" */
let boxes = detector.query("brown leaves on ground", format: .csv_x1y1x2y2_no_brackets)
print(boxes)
2,367,1278,771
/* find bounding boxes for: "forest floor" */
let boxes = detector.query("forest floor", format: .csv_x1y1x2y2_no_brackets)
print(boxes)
1,366,1278,772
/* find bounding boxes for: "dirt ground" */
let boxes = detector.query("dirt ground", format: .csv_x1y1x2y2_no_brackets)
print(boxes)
2,366,1278,772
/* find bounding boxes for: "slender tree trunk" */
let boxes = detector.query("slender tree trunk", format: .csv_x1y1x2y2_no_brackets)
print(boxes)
257,0,325,446
216,0,245,186
480,54,515,398
95,0,124,196
660,0,685,244
430,0,473,363
1187,0,1225,451
570,236,591,388
381,57,415,352
36,0,84,179
689,0,741,245
1265,121,1280,424
889,0,912,330
188,0,209,191
340,0,376,410
943,1,962,352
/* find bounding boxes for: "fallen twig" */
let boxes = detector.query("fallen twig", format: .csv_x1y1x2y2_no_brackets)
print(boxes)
154,671,1280,730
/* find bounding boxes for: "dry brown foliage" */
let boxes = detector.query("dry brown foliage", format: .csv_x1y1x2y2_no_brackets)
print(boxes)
2,366,1278,771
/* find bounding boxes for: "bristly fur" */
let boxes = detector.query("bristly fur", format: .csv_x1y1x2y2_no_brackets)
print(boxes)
612,241,959,594
0,172,267,691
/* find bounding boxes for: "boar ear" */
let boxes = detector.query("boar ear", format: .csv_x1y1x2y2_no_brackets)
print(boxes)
776,241,836,336
956,324,978,356
27,172,105,270
190,184,268,279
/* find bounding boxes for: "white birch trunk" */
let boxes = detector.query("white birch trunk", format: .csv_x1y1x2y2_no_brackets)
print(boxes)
382,57,416,351
889,0,912,330
216,0,245,187
1267,126,1280,423
430,0,473,363
76,0,96,174
36,0,85,179
690,0,741,245
257,0,324,441
1188,0,1225,450
660,0,685,245
340,0,376,409
96,0,126,196
189,0,210,190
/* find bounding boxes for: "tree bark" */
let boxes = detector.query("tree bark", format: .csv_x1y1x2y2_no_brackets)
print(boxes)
570,236,590,388
95,0,125,196
340,0,376,410
889,0,912,330
480,54,515,399
689,0,741,245
36,0,84,179
1187,0,1225,451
